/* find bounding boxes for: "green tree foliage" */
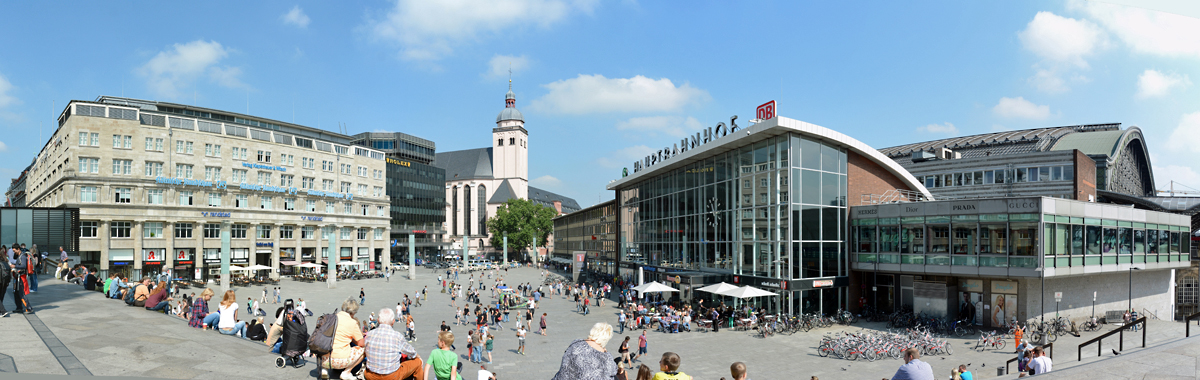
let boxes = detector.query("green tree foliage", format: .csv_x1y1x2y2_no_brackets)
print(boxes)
487,198,557,254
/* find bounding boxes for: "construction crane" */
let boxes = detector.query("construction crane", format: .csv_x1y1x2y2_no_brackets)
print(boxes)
1157,181,1200,197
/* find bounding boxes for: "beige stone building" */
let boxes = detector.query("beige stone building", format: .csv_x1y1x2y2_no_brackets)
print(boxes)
25,96,390,280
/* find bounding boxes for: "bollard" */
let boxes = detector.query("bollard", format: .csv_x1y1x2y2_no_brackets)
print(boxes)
997,367,1006,376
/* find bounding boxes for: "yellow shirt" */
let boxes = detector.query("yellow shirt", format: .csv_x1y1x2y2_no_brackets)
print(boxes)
330,312,364,359
651,371,690,380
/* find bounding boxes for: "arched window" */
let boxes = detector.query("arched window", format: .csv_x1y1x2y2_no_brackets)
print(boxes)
478,185,487,236
464,185,472,237
451,186,458,236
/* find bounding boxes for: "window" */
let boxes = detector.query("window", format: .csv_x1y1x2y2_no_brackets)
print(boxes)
280,225,294,239
145,137,163,151
80,186,98,202
144,222,163,238
208,192,222,207
374,228,383,240
261,196,273,209
204,223,221,238
509,138,515,145
175,164,193,179
302,177,314,189
307,200,316,212
301,157,313,169
257,150,271,163
231,224,247,239
176,140,188,153
323,226,334,239
357,228,368,240
111,221,132,238
204,167,221,181
147,189,163,205
373,170,383,180
361,204,368,215
78,157,99,173
498,139,504,146
282,154,294,166
257,225,271,239
257,171,271,185
112,134,122,148
322,160,333,171
326,202,335,213
358,166,367,176
341,163,352,174
231,169,247,183
79,221,98,238
233,147,247,160
235,194,249,208
358,184,367,195
114,187,131,203
80,132,99,146
377,205,385,217
1051,166,1063,181
280,174,294,187
175,223,193,238
344,203,352,214
322,179,334,191
341,227,352,240
179,191,194,205
111,159,131,175
1063,165,1074,181
284,197,295,211
373,186,383,197
205,143,222,157
760,178,768,188
302,226,314,239
145,162,163,177
340,182,351,193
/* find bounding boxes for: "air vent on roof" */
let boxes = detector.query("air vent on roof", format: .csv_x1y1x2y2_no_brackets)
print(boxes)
938,148,960,160
911,151,936,162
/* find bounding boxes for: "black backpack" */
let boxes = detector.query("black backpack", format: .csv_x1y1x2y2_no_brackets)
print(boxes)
307,312,339,356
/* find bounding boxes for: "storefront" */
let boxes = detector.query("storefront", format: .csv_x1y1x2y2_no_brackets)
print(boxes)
202,248,221,281
141,248,165,279
607,113,932,315
109,249,134,278
173,249,195,281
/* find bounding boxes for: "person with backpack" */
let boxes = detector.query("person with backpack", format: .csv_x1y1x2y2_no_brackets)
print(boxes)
0,247,11,317
316,298,366,380
11,247,34,314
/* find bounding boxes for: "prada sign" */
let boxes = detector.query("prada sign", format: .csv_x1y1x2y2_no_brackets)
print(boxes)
633,116,741,173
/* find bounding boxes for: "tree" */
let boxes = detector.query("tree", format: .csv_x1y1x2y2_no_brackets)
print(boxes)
487,198,557,261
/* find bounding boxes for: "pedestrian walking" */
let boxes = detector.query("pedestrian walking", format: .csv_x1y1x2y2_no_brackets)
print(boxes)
634,331,647,362
516,325,527,355
540,313,548,336
360,287,366,305
618,336,632,369
618,311,627,334
12,248,35,314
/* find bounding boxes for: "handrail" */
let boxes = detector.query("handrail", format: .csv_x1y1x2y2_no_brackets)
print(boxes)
1005,342,1053,375
1141,308,1158,320
1078,317,1146,361
1185,312,1200,337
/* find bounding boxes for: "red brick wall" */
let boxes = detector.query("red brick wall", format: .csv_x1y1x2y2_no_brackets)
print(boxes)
847,151,918,206
1074,150,1097,201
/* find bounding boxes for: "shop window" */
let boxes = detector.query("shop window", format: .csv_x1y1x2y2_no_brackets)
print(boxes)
79,221,98,238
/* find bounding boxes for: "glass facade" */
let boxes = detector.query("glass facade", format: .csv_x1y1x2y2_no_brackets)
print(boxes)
618,134,849,314
385,160,446,228
854,213,1041,268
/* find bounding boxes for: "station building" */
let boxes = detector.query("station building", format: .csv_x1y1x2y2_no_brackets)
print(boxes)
24,96,391,280
351,132,449,262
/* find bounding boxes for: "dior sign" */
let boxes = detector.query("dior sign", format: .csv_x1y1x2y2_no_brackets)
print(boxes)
633,116,740,173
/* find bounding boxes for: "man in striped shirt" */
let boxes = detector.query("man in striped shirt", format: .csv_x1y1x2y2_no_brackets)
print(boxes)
365,307,422,380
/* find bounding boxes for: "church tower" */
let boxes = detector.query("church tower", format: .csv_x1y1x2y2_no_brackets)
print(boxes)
493,80,529,198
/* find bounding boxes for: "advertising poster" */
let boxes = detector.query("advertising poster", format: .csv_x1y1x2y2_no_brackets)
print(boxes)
958,292,982,325
990,293,1017,327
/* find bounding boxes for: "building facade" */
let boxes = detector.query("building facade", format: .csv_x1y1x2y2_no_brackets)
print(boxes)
850,197,1190,325
552,200,617,276
607,115,931,314
434,86,579,262
25,96,391,280
350,131,449,262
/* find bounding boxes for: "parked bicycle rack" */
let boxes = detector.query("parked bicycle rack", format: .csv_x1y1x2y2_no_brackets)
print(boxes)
1078,317,1146,361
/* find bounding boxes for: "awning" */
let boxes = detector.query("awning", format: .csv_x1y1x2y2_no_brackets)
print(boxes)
718,285,778,299
280,260,299,266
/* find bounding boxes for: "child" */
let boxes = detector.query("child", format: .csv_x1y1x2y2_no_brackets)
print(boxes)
485,334,494,364
516,326,527,355
424,331,462,380
651,352,689,380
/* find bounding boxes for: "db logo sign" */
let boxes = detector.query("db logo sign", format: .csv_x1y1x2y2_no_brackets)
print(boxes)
756,100,776,120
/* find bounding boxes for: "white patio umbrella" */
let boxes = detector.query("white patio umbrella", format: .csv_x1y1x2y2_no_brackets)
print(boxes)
719,285,778,299
695,282,739,294
228,265,247,271
297,262,323,268
337,261,362,267
631,281,679,293
245,264,274,271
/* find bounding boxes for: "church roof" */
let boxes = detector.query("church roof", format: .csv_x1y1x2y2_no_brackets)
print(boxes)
433,148,493,181
496,107,524,123
487,179,518,204
529,186,581,213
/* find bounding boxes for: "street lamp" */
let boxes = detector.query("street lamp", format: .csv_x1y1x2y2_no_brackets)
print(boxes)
1129,266,1142,312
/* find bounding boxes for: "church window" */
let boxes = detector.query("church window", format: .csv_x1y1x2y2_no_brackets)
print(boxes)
498,139,503,146
509,138,515,145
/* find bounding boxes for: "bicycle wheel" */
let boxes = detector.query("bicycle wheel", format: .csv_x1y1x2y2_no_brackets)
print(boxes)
996,339,1007,350
818,343,830,357
890,347,902,359
865,349,877,362
954,326,965,337
1048,332,1058,343
975,339,984,351
945,342,954,355
835,346,846,359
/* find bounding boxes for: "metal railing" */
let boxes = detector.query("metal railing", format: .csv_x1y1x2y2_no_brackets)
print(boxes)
1005,342,1053,375
1184,312,1200,337
1078,317,1146,361
859,189,929,205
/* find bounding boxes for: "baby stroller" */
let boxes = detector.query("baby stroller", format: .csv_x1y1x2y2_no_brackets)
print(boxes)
275,299,309,368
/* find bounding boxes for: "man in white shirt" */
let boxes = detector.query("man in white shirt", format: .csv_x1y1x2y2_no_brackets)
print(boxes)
1029,346,1052,374
478,364,495,380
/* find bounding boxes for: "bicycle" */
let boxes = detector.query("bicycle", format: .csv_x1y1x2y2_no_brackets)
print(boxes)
976,331,1007,351
1079,316,1101,332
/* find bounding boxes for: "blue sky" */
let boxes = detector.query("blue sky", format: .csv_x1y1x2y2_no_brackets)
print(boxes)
1,0,1198,206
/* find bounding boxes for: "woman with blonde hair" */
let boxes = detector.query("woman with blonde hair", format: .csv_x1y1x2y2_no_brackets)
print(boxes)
992,295,1006,327
217,290,248,338
189,288,216,328
551,322,617,380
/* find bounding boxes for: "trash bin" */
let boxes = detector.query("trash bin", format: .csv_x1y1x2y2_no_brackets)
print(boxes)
997,367,1006,376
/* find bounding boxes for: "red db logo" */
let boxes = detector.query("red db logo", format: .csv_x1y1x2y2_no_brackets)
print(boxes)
756,101,776,120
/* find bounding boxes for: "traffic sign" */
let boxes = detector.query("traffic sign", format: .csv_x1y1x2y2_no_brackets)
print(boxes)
1054,292,1063,302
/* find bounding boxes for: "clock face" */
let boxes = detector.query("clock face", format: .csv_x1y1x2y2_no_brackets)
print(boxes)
707,197,721,227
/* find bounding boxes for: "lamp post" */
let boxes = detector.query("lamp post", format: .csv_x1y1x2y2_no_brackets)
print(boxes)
1129,266,1142,312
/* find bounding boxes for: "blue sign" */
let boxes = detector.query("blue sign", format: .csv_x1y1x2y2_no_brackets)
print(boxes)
156,176,227,189
201,212,231,217
256,242,274,247
242,162,286,172
238,183,298,195
305,189,354,200
301,216,324,221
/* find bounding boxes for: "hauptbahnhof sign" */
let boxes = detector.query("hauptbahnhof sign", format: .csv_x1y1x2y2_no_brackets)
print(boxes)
631,101,777,174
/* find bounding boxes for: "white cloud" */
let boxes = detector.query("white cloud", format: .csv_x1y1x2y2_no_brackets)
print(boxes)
281,6,311,28
615,116,701,138
597,145,654,169
138,40,245,98
916,122,958,136
1029,69,1068,94
1137,69,1191,98
1166,112,1200,153
0,73,16,108
530,175,563,190
367,0,598,61
531,74,709,114
0,141,8,152
1073,0,1200,60
486,54,530,79
1019,11,1106,68
993,97,1051,120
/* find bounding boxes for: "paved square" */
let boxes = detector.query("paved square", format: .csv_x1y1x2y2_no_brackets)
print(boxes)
0,266,1189,379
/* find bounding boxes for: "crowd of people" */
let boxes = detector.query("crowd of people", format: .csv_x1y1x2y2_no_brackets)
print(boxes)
548,321,753,380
